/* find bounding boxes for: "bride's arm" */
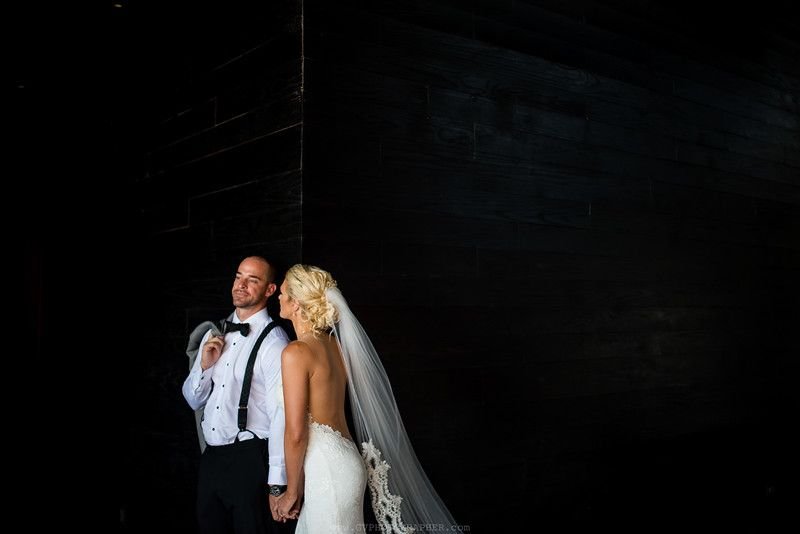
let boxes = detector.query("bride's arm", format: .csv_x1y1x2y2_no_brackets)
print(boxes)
280,341,312,517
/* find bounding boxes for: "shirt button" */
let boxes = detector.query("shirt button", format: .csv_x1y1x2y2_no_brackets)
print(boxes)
216,406,219,410
212,427,215,431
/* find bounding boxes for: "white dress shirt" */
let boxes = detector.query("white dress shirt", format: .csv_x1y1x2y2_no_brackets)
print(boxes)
182,308,289,484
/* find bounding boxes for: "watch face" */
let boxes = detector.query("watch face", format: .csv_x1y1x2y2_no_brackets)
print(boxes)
269,486,283,496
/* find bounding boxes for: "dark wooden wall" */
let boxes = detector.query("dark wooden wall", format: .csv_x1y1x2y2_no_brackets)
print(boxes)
105,0,800,532
302,0,799,530
112,2,303,531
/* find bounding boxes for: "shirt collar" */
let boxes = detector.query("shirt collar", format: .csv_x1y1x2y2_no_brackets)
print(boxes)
230,308,270,329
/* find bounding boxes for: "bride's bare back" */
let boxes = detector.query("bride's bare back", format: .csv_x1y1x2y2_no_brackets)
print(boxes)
296,334,352,440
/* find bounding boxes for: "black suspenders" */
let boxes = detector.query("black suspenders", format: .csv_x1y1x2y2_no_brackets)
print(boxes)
236,321,283,438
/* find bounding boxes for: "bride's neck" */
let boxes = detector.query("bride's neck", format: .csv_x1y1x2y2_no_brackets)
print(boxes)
291,318,314,338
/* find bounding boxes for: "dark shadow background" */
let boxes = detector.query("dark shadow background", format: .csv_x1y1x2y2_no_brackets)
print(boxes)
21,1,800,532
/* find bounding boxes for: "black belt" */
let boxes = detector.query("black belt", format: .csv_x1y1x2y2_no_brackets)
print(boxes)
204,437,267,454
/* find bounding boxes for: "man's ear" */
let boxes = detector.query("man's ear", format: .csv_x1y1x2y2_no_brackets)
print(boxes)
265,282,277,298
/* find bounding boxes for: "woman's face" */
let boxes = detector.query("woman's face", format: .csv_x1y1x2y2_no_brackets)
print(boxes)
278,280,294,319
278,280,289,319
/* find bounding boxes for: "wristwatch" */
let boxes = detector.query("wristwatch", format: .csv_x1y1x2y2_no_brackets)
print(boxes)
269,485,287,497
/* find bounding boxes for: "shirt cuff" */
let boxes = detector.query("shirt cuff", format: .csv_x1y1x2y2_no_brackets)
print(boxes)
267,459,287,485
193,368,212,391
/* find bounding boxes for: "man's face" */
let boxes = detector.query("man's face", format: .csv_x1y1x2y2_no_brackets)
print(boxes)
231,257,275,310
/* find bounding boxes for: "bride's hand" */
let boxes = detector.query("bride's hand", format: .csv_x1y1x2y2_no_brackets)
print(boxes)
276,492,302,521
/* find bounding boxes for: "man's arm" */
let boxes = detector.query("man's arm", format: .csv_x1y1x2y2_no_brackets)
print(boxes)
262,331,289,485
182,330,215,411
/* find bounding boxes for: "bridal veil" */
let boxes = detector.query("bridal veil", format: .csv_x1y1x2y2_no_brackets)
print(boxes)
326,287,458,533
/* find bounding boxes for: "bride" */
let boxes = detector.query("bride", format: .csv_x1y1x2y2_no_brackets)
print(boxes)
274,265,457,533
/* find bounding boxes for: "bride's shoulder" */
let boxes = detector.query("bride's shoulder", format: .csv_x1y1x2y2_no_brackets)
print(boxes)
282,340,321,378
281,339,316,363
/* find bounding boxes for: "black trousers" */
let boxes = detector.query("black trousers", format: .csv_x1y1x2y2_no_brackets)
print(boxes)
197,438,295,534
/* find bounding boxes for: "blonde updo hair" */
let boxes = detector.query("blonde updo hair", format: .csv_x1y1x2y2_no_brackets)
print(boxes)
284,264,339,336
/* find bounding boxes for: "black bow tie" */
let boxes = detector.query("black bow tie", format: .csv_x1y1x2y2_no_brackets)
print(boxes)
222,320,250,336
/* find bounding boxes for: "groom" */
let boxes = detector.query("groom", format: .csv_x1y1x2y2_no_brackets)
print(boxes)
182,255,296,534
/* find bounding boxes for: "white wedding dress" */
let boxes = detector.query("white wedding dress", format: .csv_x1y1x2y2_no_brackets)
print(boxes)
286,287,457,534
295,415,367,534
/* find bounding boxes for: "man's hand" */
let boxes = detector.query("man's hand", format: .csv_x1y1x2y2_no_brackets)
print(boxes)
200,335,225,370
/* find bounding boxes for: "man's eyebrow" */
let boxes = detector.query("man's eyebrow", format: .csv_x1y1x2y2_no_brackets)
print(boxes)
236,271,264,281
